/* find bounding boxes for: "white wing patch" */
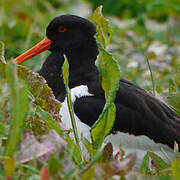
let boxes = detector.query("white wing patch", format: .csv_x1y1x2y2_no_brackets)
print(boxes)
70,85,94,103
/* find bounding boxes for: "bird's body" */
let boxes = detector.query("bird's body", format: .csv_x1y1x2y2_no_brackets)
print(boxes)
15,15,180,166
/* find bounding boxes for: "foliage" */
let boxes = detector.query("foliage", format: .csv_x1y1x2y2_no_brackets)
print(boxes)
90,6,121,149
0,1,180,180
91,0,180,21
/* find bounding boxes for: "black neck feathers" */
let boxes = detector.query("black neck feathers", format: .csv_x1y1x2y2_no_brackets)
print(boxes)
39,36,99,101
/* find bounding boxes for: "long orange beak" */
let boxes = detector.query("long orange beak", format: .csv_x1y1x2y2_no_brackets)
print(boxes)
15,37,52,64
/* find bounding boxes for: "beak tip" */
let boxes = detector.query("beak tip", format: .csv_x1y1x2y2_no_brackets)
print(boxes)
14,37,52,64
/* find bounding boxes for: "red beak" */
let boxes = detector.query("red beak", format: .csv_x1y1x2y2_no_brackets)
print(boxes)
15,37,52,64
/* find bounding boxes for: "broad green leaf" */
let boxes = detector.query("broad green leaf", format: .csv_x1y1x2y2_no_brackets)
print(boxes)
90,9,121,148
4,61,29,157
91,103,116,149
96,43,120,100
171,158,180,180
91,5,112,47
148,152,169,170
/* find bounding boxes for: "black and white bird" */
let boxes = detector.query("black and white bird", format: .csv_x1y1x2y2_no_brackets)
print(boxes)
15,15,180,166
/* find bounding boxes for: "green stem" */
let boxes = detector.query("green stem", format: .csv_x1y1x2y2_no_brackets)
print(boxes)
146,56,155,96
80,150,102,175
66,86,80,147
62,54,81,152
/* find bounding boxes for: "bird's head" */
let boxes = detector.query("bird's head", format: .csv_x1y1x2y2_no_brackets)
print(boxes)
47,15,96,51
15,15,97,64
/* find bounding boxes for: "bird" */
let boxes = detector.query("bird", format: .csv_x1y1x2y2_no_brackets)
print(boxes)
15,14,180,166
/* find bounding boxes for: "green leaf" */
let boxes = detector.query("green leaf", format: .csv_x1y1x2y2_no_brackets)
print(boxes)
66,139,82,166
171,158,180,180
3,157,16,178
81,137,96,159
91,5,112,48
17,65,61,122
48,156,62,176
81,167,95,180
90,43,120,149
36,105,65,138
80,150,103,175
96,43,121,100
4,61,29,157
17,65,61,136
90,6,121,149
140,153,150,174
91,103,116,149
147,152,169,171
0,122,6,135
62,54,69,87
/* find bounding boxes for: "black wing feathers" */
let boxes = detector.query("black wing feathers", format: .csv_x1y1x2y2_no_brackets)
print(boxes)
73,78,180,149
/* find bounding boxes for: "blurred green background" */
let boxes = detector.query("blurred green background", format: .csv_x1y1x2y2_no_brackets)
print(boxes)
1,0,180,111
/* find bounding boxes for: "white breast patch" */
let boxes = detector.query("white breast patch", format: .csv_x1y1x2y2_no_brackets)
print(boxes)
59,85,94,140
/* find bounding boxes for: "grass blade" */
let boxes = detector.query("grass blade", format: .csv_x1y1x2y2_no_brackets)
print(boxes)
4,61,29,178
4,61,29,157
145,56,156,96
62,54,81,157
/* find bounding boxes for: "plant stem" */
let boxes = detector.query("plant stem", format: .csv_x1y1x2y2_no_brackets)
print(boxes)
63,55,81,150
66,86,80,147
146,56,155,96
80,150,102,175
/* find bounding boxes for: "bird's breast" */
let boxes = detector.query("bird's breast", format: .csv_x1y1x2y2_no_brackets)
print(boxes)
59,85,94,139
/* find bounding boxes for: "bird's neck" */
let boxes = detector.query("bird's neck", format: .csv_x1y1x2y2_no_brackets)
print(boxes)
65,36,99,66
39,37,99,101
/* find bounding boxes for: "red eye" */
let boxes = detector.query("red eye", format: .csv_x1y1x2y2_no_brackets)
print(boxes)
58,26,67,32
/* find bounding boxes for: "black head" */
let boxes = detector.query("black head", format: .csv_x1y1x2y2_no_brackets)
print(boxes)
46,15,97,51
15,14,98,64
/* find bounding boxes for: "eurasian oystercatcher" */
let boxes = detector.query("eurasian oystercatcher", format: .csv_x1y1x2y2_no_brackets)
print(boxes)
15,15,180,166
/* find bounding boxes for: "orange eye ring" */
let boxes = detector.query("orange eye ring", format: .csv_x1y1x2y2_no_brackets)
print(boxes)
58,26,67,32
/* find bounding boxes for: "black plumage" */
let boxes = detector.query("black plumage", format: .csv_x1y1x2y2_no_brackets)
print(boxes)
16,15,180,149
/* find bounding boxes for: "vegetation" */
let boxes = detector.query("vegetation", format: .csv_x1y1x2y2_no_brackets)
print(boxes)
0,0,180,179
